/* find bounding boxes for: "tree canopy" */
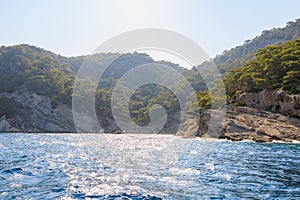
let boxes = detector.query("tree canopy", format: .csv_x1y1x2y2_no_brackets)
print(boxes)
224,38,300,97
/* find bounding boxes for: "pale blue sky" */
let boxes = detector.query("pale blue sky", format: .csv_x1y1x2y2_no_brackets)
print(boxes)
1,0,299,59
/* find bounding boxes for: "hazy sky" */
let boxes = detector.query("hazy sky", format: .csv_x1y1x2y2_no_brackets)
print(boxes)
1,0,299,60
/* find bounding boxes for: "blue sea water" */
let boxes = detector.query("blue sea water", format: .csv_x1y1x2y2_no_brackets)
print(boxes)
0,133,299,199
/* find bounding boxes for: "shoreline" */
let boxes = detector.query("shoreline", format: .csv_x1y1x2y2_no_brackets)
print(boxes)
1,132,300,144
1,104,299,144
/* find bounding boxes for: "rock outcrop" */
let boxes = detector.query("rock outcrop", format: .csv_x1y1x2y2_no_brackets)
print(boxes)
198,106,300,142
238,89,300,117
0,89,123,133
0,89,76,132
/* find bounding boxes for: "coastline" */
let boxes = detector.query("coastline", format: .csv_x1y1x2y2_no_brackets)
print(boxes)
0,103,299,143
1,132,300,144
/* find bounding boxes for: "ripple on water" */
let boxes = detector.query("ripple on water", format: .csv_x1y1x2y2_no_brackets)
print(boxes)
0,133,300,199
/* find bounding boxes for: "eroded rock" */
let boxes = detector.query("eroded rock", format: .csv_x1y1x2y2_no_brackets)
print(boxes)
197,106,300,142
237,89,300,117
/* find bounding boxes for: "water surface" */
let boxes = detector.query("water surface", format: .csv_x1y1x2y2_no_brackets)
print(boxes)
0,133,299,199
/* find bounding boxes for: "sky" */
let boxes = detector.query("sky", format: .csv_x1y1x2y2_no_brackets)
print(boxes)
1,0,299,67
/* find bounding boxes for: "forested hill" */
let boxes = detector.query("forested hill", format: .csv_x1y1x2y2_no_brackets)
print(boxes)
0,44,75,105
0,44,204,130
224,38,300,97
207,18,300,73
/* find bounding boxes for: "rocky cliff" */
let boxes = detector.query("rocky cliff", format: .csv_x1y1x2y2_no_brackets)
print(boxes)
0,89,127,133
0,89,76,132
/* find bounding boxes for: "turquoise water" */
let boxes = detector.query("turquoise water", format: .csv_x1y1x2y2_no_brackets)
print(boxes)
0,133,299,199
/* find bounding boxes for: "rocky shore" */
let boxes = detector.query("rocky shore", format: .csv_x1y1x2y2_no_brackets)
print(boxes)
196,89,300,142
222,106,299,142
0,89,299,143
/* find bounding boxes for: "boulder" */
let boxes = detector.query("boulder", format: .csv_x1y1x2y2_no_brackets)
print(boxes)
258,90,275,108
238,93,257,106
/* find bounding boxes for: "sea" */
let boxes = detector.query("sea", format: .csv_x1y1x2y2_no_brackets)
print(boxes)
0,133,299,199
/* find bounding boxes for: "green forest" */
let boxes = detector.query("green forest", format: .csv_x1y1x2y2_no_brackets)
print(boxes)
0,44,199,128
212,18,300,73
224,38,300,97
0,19,299,127
196,37,300,108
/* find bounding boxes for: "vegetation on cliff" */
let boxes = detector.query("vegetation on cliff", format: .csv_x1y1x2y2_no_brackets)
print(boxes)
0,44,75,106
224,38,300,98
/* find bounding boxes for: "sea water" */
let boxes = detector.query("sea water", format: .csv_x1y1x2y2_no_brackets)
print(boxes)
0,133,299,199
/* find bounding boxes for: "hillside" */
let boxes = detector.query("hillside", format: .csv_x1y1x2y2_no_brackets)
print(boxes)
204,18,300,73
0,44,204,133
225,38,300,96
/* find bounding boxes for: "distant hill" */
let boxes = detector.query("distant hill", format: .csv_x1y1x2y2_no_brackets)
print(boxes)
206,18,300,73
